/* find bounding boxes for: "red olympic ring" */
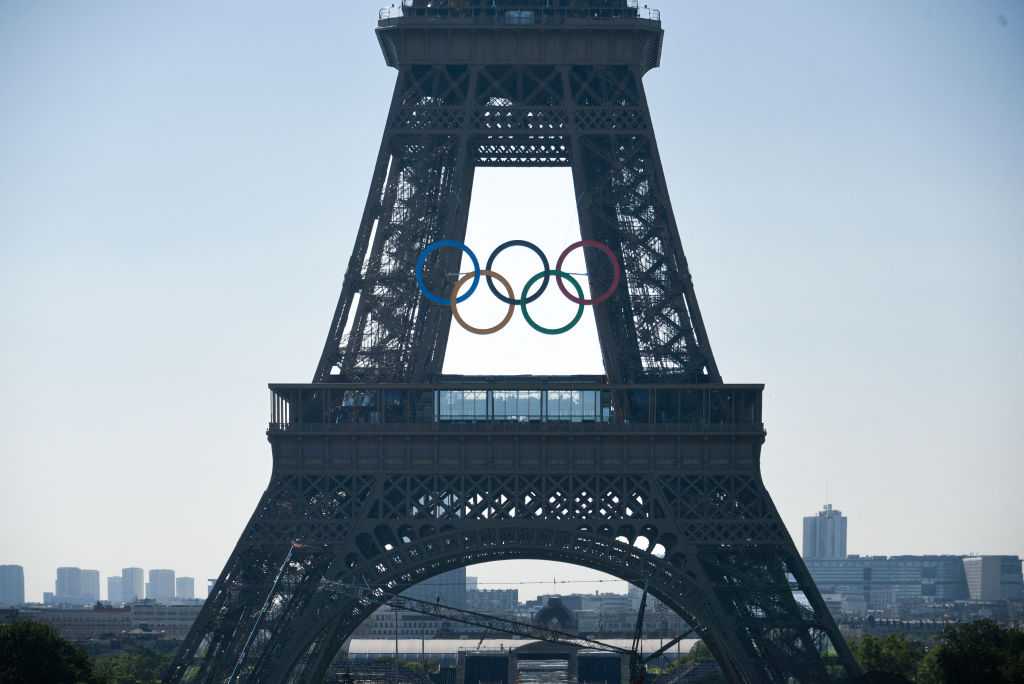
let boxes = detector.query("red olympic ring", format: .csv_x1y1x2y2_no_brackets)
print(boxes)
555,240,622,305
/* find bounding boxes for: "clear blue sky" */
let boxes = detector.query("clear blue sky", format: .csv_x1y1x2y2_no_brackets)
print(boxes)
1,1,1022,602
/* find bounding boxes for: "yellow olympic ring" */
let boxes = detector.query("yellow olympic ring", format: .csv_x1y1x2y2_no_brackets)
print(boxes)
450,269,516,335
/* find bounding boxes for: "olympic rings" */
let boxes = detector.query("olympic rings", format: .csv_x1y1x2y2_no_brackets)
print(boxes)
414,239,620,335
416,240,480,305
450,270,516,335
520,270,586,335
485,240,549,305
555,240,621,305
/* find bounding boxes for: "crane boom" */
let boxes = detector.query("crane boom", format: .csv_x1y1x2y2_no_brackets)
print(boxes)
387,593,629,654
319,578,629,654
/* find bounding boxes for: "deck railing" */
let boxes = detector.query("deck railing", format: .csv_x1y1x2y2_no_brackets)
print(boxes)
269,379,761,431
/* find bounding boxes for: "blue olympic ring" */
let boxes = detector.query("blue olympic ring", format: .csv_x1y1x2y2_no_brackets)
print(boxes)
415,240,480,305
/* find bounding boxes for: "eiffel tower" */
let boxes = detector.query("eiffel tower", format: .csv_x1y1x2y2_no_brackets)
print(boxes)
168,2,861,682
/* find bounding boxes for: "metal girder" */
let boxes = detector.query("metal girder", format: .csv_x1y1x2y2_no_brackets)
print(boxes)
313,62,719,383
168,427,859,683
172,5,861,683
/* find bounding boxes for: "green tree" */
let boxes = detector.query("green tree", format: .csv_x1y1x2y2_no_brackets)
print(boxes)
926,620,1024,684
93,648,173,684
849,633,925,680
687,640,715,663
0,620,99,684
663,639,717,673
915,648,943,684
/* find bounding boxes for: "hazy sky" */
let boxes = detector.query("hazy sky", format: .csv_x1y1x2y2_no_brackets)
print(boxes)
1,1,1022,603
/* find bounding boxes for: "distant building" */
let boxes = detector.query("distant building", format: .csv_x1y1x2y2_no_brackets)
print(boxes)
806,555,969,613
523,592,632,616
148,569,175,602
467,588,518,612
122,568,144,603
354,606,450,639
466,576,479,591
107,577,124,605
0,565,25,607
802,504,847,560
403,567,466,609
628,583,643,610
53,567,99,606
82,570,100,604
130,601,203,639
23,605,131,641
176,577,195,600
56,567,83,605
963,556,1024,602
627,583,672,613
15,601,203,642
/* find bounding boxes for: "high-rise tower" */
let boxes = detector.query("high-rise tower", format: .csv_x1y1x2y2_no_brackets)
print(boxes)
121,567,144,603
0,565,25,607
803,504,848,561
169,3,860,681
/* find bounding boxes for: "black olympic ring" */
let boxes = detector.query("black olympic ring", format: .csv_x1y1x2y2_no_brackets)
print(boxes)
485,239,550,305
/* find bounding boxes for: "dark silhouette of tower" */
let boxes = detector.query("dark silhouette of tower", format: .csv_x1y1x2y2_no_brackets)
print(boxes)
168,3,861,682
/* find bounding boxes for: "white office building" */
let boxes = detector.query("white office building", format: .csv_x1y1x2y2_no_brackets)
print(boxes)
0,565,25,607
107,576,124,604
122,568,144,603
963,556,1024,601
802,504,847,560
176,577,195,600
148,569,176,602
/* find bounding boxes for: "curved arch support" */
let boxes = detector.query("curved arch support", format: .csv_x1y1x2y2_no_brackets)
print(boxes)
264,527,752,684
170,460,859,684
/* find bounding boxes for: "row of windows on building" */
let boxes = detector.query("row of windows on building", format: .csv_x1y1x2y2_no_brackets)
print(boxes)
0,602,204,641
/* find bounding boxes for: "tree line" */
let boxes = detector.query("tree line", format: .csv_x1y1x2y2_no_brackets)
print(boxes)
1,618,1022,683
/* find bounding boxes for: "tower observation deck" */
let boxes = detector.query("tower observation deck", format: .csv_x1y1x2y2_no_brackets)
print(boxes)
377,0,663,72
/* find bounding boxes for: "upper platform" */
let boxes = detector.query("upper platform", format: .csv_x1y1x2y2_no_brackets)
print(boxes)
268,375,763,436
376,0,664,72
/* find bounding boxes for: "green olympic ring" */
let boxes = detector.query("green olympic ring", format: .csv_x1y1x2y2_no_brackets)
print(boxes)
519,270,586,335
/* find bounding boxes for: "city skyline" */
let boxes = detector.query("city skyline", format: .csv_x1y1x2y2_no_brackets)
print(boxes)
2,0,1022,606
0,564,205,605
3,506,1022,604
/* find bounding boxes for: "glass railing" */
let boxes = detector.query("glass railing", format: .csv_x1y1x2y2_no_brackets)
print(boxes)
268,379,761,431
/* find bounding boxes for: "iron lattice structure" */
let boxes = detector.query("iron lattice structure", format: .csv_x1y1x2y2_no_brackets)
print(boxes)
168,3,861,682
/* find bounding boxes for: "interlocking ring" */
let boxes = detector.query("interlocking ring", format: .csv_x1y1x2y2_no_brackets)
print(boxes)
450,270,516,335
485,239,550,305
555,240,621,305
416,240,480,305
415,239,620,335
520,270,585,335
